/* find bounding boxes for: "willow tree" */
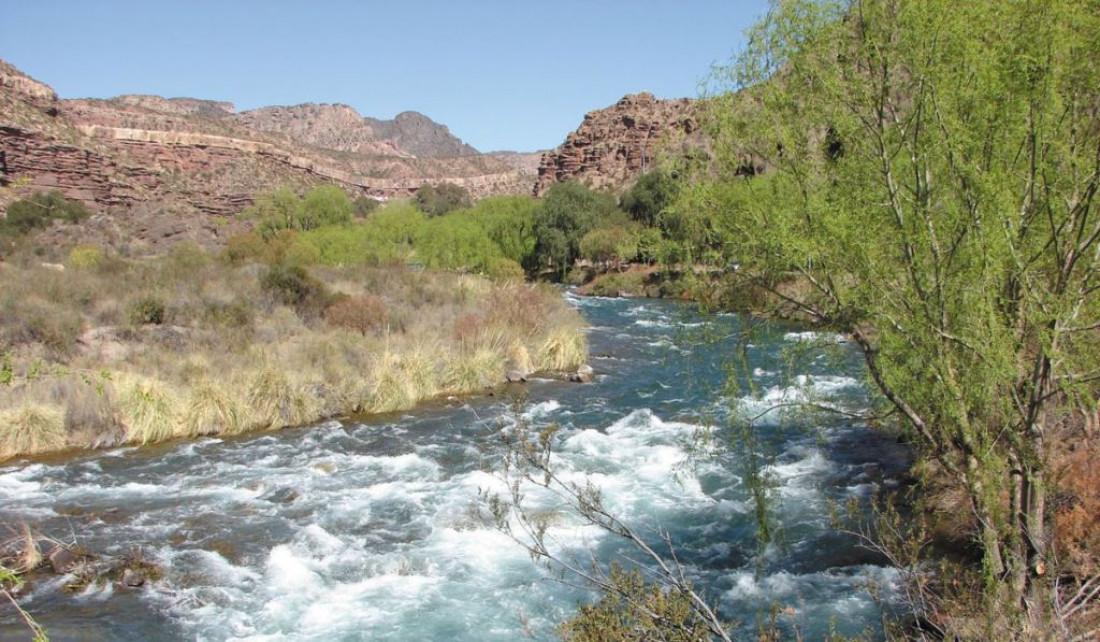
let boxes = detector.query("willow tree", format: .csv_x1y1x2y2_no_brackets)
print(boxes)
688,0,1100,630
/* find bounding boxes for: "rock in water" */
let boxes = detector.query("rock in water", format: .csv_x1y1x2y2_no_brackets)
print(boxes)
570,364,595,383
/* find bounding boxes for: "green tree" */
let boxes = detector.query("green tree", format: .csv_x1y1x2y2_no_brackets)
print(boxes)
693,0,1100,631
620,168,680,228
531,181,619,275
414,182,472,217
297,185,352,230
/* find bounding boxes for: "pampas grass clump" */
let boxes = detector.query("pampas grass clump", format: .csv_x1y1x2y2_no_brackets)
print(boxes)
0,404,67,458
119,380,177,445
183,381,246,436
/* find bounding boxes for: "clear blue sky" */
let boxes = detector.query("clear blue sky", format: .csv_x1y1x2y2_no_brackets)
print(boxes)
1,1,768,152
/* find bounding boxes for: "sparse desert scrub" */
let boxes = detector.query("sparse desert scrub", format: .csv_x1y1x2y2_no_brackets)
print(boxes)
0,246,588,460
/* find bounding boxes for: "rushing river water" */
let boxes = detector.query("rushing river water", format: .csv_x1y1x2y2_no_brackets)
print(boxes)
1,293,910,641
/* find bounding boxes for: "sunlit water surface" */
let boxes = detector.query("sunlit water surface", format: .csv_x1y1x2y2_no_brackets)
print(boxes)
0,293,909,640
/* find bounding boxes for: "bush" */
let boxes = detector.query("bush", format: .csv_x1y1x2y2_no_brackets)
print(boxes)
129,296,166,326
260,264,331,320
488,258,525,281
414,183,472,217
353,196,380,218
68,245,105,269
2,190,91,236
325,294,387,335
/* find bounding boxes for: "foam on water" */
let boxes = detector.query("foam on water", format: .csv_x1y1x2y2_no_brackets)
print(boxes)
0,294,905,641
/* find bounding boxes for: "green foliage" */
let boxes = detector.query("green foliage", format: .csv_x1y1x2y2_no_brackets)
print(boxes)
353,196,380,218
260,264,332,320
248,185,353,238
2,190,90,236
413,182,472,217
579,222,641,268
620,168,680,227
128,296,166,326
531,182,620,275
697,0,1100,624
558,565,714,642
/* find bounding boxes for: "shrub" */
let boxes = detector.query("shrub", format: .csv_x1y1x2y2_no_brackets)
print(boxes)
119,380,176,445
414,183,472,217
353,196,380,218
260,264,331,320
325,294,387,335
488,258,525,281
68,245,105,269
129,296,166,326
202,299,255,329
2,190,91,236
0,404,67,459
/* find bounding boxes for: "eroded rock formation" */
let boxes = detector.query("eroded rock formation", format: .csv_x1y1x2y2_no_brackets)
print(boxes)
534,92,700,196
0,59,534,248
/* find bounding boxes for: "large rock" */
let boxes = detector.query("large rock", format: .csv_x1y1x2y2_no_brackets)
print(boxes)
534,93,700,196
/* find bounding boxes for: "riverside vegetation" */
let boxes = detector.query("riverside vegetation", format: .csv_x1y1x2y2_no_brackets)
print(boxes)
546,0,1099,639
0,185,589,463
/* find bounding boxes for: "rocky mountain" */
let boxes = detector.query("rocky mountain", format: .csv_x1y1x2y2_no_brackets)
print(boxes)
0,59,532,248
233,104,479,158
534,92,701,196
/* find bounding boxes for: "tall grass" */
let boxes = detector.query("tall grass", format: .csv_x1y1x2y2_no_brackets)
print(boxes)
118,379,177,445
0,246,588,460
0,405,66,458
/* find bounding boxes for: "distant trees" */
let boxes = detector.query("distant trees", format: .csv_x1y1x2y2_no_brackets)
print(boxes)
620,168,679,228
414,183,472,217
247,185,352,238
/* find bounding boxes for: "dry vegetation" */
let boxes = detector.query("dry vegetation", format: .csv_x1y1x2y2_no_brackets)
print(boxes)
0,243,587,461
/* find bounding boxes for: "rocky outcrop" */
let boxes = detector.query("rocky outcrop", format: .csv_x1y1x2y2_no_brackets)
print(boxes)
233,103,478,158
534,92,700,196
0,59,535,247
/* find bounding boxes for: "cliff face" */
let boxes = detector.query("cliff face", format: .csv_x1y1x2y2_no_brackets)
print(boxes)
0,59,533,248
534,92,700,196
232,103,478,158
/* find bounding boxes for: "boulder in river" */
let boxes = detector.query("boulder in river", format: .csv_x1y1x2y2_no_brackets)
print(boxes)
570,364,595,383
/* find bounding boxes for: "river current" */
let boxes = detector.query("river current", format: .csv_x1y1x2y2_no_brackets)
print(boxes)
1,293,909,641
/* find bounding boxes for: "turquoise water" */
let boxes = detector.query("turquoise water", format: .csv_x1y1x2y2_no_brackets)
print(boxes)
0,293,909,640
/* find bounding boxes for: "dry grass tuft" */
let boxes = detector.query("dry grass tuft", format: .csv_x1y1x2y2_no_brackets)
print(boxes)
246,364,318,430
0,404,67,458
118,379,177,445
536,326,588,372
183,381,246,437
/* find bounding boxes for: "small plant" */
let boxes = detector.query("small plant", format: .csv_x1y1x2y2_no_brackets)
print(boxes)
128,296,166,326
67,245,104,269
324,294,387,336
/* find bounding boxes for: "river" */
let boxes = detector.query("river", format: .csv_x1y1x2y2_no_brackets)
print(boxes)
0,293,910,641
